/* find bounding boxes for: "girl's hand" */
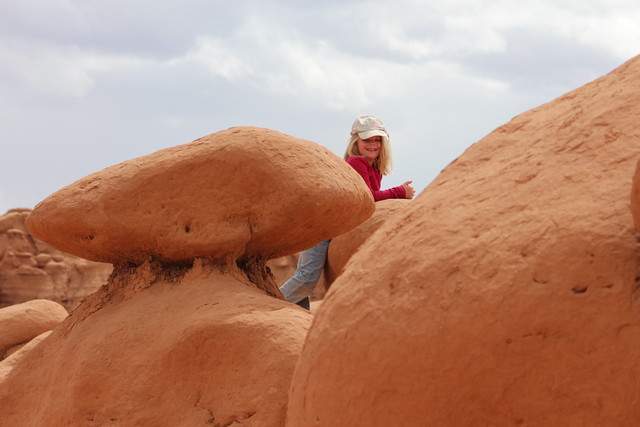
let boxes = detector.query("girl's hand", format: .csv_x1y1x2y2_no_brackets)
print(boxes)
402,181,415,199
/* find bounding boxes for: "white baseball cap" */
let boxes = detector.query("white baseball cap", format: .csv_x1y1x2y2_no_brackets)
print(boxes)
350,115,389,141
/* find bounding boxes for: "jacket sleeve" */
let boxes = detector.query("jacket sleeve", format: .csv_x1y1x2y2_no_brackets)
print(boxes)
347,157,406,202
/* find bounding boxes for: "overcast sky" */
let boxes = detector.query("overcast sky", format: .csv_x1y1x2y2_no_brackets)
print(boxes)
1,0,638,213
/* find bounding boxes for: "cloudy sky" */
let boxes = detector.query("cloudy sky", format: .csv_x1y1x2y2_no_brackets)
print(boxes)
1,0,638,213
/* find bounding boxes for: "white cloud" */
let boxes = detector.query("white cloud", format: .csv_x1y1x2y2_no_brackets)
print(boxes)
0,37,147,98
181,14,509,112
186,37,255,83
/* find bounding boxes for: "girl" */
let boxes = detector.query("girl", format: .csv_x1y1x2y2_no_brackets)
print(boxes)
279,115,415,309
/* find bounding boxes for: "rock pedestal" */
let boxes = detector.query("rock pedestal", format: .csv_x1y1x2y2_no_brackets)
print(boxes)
0,264,311,426
1,126,374,427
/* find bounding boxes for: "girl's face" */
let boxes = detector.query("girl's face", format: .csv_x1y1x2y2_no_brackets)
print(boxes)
357,136,382,165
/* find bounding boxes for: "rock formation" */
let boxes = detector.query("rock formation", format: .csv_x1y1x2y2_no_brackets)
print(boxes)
324,199,410,287
0,209,112,311
0,127,373,426
26,127,374,269
286,56,640,426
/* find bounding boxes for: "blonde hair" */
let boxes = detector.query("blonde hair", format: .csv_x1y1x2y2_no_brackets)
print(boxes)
343,134,393,175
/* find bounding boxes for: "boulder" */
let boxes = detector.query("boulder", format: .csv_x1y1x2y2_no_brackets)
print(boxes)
286,56,640,425
26,127,374,266
0,299,67,356
0,209,112,311
324,199,410,287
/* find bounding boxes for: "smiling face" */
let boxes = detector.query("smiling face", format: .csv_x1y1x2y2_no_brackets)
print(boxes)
357,136,382,165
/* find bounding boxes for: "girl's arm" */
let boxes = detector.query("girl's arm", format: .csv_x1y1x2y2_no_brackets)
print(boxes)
347,157,406,201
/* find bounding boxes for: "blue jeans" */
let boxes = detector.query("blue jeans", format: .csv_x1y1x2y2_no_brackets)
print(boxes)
279,240,330,304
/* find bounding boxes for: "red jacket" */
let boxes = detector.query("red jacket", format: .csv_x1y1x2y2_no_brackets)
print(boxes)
347,156,406,201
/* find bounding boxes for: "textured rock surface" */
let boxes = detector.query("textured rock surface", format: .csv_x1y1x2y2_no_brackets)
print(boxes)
0,299,67,356
0,262,311,426
286,56,640,426
0,209,112,311
26,127,374,265
324,199,410,287
0,331,50,383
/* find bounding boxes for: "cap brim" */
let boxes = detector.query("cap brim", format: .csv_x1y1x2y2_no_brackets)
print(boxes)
357,129,388,140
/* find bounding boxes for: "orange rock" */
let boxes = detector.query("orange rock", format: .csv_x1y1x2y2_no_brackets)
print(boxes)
0,262,310,426
324,199,410,287
286,56,640,425
26,127,374,265
0,299,67,356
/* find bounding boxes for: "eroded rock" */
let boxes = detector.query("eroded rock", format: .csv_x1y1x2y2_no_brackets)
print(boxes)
1,126,370,426
287,56,640,426
0,263,310,426
26,127,374,266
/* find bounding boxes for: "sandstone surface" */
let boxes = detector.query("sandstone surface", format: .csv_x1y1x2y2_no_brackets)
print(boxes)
324,199,410,287
0,209,112,311
26,127,374,266
0,299,67,356
287,56,640,425
0,262,311,426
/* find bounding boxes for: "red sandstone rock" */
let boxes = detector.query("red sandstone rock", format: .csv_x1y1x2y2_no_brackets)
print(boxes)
0,126,367,426
286,56,640,426
0,209,112,311
0,262,311,426
0,299,67,356
324,199,410,287
26,127,374,265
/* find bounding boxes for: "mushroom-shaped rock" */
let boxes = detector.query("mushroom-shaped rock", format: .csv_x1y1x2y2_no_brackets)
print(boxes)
324,199,410,287
286,56,640,426
0,262,311,426
0,299,67,356
26,127,374,266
